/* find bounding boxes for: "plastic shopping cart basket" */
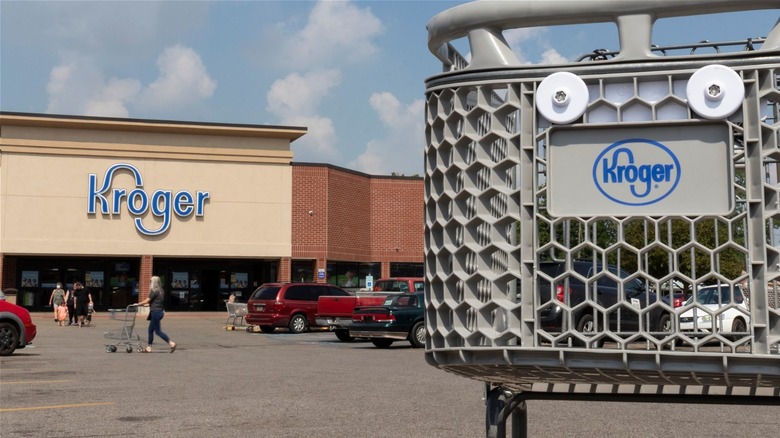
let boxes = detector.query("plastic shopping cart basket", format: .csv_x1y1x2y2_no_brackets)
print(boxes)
424,1,780,436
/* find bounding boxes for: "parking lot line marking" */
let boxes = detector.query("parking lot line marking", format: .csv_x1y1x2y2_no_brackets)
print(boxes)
0,402,115,412
0,380,75,385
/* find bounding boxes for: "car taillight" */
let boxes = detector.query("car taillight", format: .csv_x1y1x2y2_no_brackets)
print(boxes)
376,314,395,323
353,313,395,323
556,285,569,302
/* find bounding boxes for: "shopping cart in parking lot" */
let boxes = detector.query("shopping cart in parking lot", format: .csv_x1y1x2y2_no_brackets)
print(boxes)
224,300,248,330
425,1,780,436
104,304,143,353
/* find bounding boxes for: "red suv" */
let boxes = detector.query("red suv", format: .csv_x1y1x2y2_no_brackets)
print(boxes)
246,283,350,334
0,297,38,356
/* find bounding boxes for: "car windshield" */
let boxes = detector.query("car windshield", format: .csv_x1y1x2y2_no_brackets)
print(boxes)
374,280,409,292
250,286,280,300
686,286,744,305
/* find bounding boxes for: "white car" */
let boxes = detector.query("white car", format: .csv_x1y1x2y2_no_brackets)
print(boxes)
678,285,749,340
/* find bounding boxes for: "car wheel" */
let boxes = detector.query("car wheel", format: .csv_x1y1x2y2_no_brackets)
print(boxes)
259,326,275,334
409,321,425,348
731,318,747,341
334,329,355,342
0,322,19,356
575,313,603,348
659,314,672,333
372,339,393,348
288,314,308,334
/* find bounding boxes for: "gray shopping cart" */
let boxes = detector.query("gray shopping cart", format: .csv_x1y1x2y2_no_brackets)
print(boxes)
425,1,780,436
104,304,143,353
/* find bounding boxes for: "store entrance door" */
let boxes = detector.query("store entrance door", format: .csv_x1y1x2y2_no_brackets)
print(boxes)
201,270,221,311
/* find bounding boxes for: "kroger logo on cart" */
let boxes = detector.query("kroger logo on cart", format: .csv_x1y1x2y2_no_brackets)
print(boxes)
592,138,681,206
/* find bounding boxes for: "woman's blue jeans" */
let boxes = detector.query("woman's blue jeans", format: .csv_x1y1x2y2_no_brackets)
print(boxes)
148,310,171,345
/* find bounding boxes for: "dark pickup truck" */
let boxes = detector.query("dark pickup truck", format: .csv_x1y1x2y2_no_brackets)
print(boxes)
316,277,424,341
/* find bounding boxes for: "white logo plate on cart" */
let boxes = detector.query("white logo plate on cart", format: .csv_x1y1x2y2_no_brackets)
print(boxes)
547,123,733,216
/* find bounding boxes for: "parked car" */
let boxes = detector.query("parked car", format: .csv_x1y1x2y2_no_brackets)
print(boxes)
246,283,350,334
350,291,425,348
316,277,424,342
537,260,668,345
371,278,425,293
0,296,37,356
660,291,692,308
679,285,749,340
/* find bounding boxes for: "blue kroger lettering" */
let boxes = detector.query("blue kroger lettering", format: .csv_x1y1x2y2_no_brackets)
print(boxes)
88,163,210,236
592,139,681,207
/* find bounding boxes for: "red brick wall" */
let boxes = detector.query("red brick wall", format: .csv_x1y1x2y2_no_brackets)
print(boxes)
291,163,423,272
292,165,329,260
326,169,371,261
278,257,291,283
138,255,154,301
369,178,424,264
0,255,16,292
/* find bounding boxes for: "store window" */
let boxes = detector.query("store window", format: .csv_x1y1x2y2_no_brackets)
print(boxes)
291,260,315,283
327,262,380,288
390,263,424,278
16,258,139,310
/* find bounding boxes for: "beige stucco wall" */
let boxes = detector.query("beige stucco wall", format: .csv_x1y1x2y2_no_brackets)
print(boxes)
0,114,304,258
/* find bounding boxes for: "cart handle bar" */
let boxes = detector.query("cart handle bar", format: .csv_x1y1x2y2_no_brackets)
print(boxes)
427,0,780,69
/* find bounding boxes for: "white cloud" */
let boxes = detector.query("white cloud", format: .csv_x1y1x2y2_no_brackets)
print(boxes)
45,45,215,118
266,70,342,160
349,92,425,175
46,54,141,117
267,0,384,70
84,78,142,118
503,28,543,64
136,45,216,112
540,48,568,64
502,27,568,64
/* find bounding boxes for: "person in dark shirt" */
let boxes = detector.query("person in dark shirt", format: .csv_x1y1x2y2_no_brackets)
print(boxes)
72,281,92,327
136,276,176,353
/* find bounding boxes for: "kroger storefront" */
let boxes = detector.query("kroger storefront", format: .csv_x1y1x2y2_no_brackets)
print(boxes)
0,112,304,311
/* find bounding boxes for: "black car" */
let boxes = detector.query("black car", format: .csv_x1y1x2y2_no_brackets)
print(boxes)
536,260,669,345
350,291,425,348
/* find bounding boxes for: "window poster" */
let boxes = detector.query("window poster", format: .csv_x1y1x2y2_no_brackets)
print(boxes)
85,271,104,288
21,271,39,288
231,272,248,289
172,272,189,289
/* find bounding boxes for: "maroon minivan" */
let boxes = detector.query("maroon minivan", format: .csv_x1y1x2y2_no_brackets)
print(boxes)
246,283,350,334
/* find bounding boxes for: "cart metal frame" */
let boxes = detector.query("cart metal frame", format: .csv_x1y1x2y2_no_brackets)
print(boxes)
104,304,142,353
424,2,780,437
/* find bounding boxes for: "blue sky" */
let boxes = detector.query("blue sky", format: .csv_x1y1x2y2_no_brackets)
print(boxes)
2,1,778,175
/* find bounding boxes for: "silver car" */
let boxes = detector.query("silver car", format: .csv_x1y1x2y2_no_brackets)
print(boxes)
678,285,749,340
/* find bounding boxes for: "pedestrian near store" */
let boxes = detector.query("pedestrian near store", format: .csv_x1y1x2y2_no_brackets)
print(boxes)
72,281,92,327
136,276,176,353
66,285,77,326
48,283,67,323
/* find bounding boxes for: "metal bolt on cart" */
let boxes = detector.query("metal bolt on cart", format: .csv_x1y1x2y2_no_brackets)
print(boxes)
423,1,780,437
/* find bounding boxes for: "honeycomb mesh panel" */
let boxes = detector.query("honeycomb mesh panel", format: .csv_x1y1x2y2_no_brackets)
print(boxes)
425,57,780,390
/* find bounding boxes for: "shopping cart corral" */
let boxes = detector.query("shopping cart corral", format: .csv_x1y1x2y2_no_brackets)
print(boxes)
424,1,780,437
104,304,143,353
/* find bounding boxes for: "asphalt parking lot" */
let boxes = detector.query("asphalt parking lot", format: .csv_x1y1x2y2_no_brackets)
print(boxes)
2,311,778,437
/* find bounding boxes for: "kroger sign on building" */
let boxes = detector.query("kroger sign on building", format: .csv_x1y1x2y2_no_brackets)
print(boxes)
88,163,210,236
547,123,733,217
